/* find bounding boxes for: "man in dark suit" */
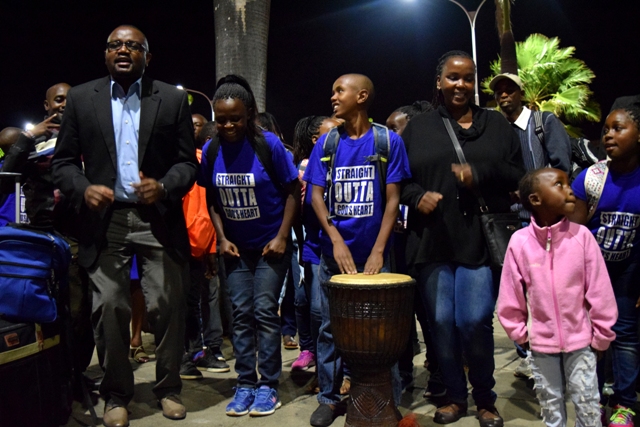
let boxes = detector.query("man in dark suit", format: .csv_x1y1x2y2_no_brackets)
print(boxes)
52,25,198,427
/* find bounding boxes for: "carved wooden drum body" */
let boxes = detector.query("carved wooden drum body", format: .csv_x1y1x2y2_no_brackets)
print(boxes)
327,273,415,427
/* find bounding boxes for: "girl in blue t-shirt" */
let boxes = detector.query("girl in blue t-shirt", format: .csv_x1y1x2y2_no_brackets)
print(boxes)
197,75,300,418
570,105,640,426
290,115,341,375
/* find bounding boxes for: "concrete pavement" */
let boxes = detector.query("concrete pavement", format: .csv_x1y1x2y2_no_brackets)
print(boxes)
65,317,569,427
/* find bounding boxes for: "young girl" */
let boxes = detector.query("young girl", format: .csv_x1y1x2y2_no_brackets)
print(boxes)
570,105,640,427
498,167,617,427
290,115,340,374
198,75,300,417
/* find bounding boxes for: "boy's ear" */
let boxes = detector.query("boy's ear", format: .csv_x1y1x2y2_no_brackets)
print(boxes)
356,88,369,105
529,192,542,207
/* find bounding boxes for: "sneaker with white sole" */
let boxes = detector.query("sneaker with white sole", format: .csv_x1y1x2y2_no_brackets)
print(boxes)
514,357,533,379
249,386,281,416
292,350,316,371
226,387,254,416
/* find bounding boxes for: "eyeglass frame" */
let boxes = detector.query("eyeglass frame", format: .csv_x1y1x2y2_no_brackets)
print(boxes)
105,40,147,53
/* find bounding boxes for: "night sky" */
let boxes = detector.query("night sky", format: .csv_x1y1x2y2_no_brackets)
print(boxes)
1,0,639,142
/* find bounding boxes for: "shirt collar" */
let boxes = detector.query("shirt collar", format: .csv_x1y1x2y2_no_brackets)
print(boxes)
513,106,531,131
110,77,142,100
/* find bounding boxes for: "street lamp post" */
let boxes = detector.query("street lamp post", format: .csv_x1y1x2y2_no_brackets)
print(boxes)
176,85,215,121
446,0,487,105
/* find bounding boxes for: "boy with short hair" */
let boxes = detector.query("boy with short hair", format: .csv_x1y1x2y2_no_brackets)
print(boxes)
303,73,411,427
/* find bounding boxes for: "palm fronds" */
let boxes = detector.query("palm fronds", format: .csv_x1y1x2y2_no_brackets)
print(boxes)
482,33,601,130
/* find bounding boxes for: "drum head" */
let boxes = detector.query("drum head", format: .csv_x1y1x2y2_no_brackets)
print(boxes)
328,272,414,286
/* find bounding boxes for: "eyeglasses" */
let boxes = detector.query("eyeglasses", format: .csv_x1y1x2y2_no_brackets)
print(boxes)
106,40,146,52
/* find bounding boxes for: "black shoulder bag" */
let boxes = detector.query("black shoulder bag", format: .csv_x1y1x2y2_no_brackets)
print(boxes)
442,117,522,270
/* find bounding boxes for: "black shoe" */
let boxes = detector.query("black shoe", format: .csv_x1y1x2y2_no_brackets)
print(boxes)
180,354,203,380
195,348,230,373
310,403,340,427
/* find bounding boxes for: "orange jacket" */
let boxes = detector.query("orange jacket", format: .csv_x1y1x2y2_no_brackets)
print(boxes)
183,149,216,258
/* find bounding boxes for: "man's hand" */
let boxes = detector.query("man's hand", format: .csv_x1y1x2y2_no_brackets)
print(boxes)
417,191,443,215
132,171,164,204
333,240,357,274
219,239,240,258
363,251,383,275
84,185,114,211
204,253,218,279
262,235,287,259
28,115,60,140
451,163,473,188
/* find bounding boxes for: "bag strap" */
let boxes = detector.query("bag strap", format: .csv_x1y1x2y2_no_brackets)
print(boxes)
367,123,390,205
532,110,545,146
442,117,489,212
321,125,342,223
584,160,609,223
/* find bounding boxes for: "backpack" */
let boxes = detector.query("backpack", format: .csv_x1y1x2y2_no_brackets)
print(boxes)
532,110,603,182
320,123,390,221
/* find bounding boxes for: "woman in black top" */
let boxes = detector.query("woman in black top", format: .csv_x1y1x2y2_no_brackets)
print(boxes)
400,51,524,427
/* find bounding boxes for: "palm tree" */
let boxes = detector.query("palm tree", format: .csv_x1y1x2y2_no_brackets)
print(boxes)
482,33,601,136
214,0,271,111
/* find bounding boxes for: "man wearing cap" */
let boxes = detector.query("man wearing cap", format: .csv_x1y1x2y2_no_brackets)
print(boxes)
490,73,571,175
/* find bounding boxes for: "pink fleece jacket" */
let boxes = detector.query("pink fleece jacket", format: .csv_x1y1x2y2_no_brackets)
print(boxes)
497,216,617,353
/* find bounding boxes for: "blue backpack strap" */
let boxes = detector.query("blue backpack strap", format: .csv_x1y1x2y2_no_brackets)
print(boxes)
368,123,390,203
321,125,342,223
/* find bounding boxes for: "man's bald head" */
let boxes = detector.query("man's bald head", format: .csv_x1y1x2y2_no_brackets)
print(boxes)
44,83,71,118
0,127,22,154
192,114,207,139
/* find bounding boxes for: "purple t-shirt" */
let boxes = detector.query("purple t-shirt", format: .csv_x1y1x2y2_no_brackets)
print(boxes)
572,165,640,263
303,127,411,264
198,131,298,251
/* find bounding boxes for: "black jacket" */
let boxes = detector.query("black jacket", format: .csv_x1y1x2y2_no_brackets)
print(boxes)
400,106,525,268
52,76,198,268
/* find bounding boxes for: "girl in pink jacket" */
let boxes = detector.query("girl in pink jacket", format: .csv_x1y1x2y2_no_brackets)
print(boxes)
497,167,617,427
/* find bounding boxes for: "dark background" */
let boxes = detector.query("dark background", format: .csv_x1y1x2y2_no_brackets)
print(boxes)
1,0,638,142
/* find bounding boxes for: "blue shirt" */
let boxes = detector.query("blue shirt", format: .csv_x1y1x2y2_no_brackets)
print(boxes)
198,131,298,251
111,79,142,202
303,127,411,264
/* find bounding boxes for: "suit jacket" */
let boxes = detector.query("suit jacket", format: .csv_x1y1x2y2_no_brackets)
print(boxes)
52,75,198,268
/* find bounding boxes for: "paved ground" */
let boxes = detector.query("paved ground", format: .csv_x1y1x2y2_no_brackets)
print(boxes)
65,317,570,427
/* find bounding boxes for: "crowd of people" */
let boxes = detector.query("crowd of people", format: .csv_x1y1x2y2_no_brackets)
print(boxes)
1,23,640,427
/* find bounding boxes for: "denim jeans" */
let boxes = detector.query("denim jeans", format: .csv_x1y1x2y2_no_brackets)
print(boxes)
317,256,401,405
304,261,322,356
418,262,497,407
603,257,640,408
185,257,224,354
226,245,291,388
531,347,600,427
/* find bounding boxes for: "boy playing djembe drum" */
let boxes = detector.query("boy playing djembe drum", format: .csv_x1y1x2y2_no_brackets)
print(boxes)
303,73,411,427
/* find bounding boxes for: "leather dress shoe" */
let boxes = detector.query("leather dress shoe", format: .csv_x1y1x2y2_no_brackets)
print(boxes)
102,405,129,427
434,402,468,424
160,395,186,420
477,406,504,427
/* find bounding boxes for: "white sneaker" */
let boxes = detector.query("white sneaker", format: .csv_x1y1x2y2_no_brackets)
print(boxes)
514,358,533,379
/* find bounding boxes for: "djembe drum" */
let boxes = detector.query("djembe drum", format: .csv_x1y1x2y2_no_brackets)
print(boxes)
327,273,415,427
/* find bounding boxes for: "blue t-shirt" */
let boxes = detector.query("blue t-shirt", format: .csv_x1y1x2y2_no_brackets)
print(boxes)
198,131,298,251
572,166,640,263
301,161,321,264
303,127,411,264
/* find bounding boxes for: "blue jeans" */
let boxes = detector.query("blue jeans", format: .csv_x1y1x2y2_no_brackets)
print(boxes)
317,256,400,405
304,261,322,356
185,257,224,354
418,262,498,407
225,246,291,388
531,347,600,427
603,258,640,408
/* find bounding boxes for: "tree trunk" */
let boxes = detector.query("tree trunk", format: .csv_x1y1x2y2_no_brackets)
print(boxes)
214,0,271,112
